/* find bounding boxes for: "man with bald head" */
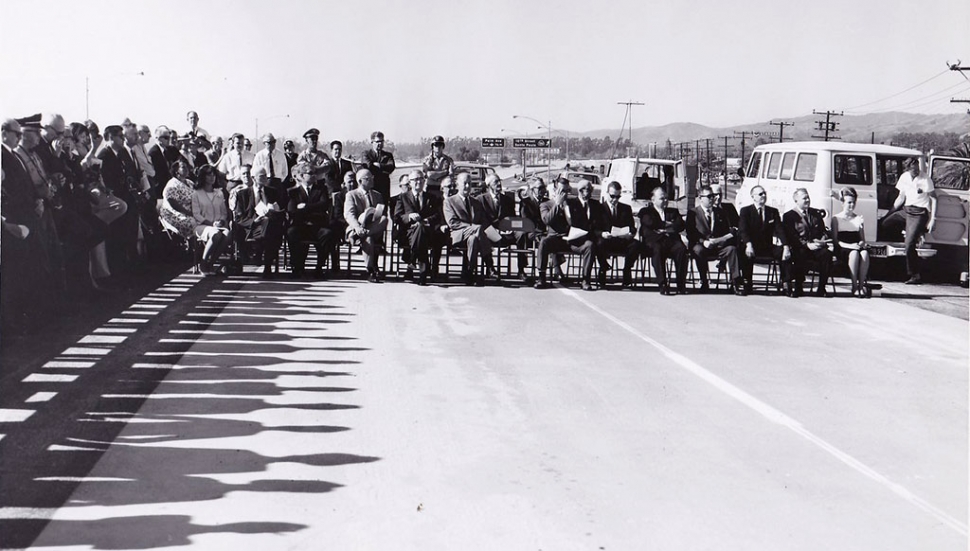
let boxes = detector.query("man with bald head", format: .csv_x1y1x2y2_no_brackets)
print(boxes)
443,171,489,285
345,168,388,282
738,184,791,294
638,187,688,295
394,169,444,285
782,188,832,297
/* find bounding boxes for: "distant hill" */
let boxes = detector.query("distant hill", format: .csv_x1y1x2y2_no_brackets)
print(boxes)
576,112,969,146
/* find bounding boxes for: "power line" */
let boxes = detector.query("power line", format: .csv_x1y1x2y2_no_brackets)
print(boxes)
854,81,970,114
843,69,949,110
812,110,842,141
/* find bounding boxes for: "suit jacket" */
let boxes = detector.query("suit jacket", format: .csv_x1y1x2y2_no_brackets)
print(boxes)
233,184,283,228
97,146,137,199
288,183,332,227
2,145,39,227
638,204,685,246
443,193,483,233
718,203,740,232
344,187,386,234
738,204,787,251
782,207,828,251
359,149,395,198
540,197,593,237
394,191,442,229
599,201,636,237
478,192,515,227
326,158,354,192
687,205,734,247
519,195,546,233
148,144,172,187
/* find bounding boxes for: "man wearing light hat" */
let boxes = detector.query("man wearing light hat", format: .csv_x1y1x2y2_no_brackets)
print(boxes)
297,127,332,184
252,133,289,194
422,135,454,197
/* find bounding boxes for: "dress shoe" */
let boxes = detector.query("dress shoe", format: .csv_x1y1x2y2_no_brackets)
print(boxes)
581,280,594,291
404,266,414,280
698,282,711,294
904,275,922,285
733,285,747,296
367,271,379,283
534,279,551,289
677,286,688,295
597,270,608,288
558,275,572,287
417,274,428,286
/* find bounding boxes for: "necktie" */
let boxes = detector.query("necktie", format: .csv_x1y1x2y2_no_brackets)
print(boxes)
258,187,265,204
417,192,423,210
268,152,275,179
464,195,471,214
758,207,764,222
366,191,373,208
707,210,714,232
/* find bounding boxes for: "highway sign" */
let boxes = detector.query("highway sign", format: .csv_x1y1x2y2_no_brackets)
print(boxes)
481,138,506,148
512,138,550,148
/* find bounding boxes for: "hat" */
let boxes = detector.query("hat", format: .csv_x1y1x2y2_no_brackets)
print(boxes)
431,135,445,145
303,128,320,139
15,114,42,129
284,139,295,147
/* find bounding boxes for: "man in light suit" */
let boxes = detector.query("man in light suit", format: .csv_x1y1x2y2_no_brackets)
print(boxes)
231,166,285,278
782,188,832,297
443,171,490,285
687,184,745,295
638,187,688,295
344,168,388,282
478,173,516,279
596,181,640,288
394,169,445,285
534,177,596,291
738,185,792,295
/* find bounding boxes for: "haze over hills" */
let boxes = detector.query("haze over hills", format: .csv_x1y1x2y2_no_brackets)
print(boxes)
574,112,970,146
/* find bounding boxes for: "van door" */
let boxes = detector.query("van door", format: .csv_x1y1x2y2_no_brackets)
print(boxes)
927,155,970,246
831,153,876,241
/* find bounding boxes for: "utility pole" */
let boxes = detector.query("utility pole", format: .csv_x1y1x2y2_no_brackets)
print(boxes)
812,110,843,141
733,131,757,166
768,120,794,143
951,98,970,116
617,101,645,148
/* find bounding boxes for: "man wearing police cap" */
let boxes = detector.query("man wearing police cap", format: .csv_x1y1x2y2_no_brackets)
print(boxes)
297,128,332,184
422,135,454,197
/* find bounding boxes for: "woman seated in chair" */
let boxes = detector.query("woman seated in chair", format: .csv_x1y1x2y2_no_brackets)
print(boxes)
191,165,232,275
832,187,870,298
159,160,197,240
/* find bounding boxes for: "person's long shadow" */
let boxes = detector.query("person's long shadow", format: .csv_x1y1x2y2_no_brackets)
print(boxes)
0,276,381,550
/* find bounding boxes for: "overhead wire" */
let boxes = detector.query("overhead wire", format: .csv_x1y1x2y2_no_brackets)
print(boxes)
846,80,970,115
842,69,949,110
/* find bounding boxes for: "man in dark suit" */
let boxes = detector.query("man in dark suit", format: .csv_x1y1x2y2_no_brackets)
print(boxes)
325,141,354,193
148,126,174,193
518,177,560,282
534,177,596,291
688,184,745,295
231,166,285,277
596,181,640,288
344,168,389,282
639,187,688,295
286,162,336,279
359,131,395,202
478,173,517,279
738,185,792,294
394,170,445,285
98,124,142,274
782,188,832,297
443,171,489,285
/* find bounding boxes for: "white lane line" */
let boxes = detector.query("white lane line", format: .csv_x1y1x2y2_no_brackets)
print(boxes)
559,286,968,536
77,335,127,344
34,476,136,482
25,392,57,403
23,374,78,383
108,318,149,324
0,409,35,422
93,327,138,334
61,347,111,356
131,363,173,369
43,361,95,369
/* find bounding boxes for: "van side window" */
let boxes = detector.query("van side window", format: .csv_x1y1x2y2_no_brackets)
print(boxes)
794,153,817,181
747,152,762,179
834,155,872,186
766,152,782,179
932,158,970,191
780,152,797,179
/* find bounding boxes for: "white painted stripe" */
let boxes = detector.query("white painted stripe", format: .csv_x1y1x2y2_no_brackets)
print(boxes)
0,434,4,442
23,374,78,383
94,327,138,334
77,335,127,344
560,287,969,536
35,476,136,482
47,444,103,451
129,304,166,309
62,347,110,356
131,363,173,369
0,408,35,422
120,310,158,316
0,507,56,519
108,318,149,324
25,392,57,403
43,361,95,369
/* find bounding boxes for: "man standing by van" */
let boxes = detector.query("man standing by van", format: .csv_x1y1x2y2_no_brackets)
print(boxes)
893,155,936,285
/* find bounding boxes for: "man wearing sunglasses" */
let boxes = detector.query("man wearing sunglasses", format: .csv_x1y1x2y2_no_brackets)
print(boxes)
596,181,640,288
738,185,792,295
688,185,745,295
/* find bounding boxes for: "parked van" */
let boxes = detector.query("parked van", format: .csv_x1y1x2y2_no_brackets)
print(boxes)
605,157,686,213
736,142,970,261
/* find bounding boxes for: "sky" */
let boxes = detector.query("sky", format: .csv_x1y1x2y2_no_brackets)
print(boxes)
1,0,968,144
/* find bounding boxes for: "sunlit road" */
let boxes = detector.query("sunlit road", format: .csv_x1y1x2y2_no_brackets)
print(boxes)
1,268,966,550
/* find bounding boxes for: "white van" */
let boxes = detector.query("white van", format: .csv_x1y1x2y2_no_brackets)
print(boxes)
605,157,686,213
736,142,970,259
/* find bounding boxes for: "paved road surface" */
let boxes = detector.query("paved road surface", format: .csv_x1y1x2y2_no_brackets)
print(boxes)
1,268,966,550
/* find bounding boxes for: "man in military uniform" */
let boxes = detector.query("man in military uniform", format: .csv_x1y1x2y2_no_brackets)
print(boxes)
297,128,331,185
422,135,454,197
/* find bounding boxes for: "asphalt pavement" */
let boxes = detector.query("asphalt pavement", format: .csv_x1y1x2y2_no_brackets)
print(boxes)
0,264,966,550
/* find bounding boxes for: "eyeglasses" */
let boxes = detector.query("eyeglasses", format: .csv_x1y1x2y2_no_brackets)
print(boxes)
754,191,766,196
698,194,713,199
609,194,622,199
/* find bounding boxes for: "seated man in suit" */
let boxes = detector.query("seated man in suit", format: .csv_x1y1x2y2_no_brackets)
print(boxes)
478,173,517,279
443,171,489,285
392,173,414,276
782,187,833,297
738,185,792,294
344,168,389,282
394,169,445,285
517,176,554,281
231,166,285,277
596,181,640,288
534,177,596,291
638,187,688,295
688,184,745,295
710,182,739,234
286,162,336,279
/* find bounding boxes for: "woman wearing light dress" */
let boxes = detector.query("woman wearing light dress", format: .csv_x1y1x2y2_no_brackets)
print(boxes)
190,164,231,274
831,187,870,298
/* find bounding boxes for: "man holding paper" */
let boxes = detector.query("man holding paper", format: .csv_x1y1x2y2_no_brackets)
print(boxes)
534,177,596,291
344,168,389,282
596,181,640,288
478,173,516,279
443,171,490,285
638,187,688,295
687,184,746,295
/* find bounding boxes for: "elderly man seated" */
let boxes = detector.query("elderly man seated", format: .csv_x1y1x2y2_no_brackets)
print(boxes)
738,185,792,295
534,177,597,291
687,184,745,295
443,171,490,285
638,187,688,295
782,187,833,297
394,169,445,285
